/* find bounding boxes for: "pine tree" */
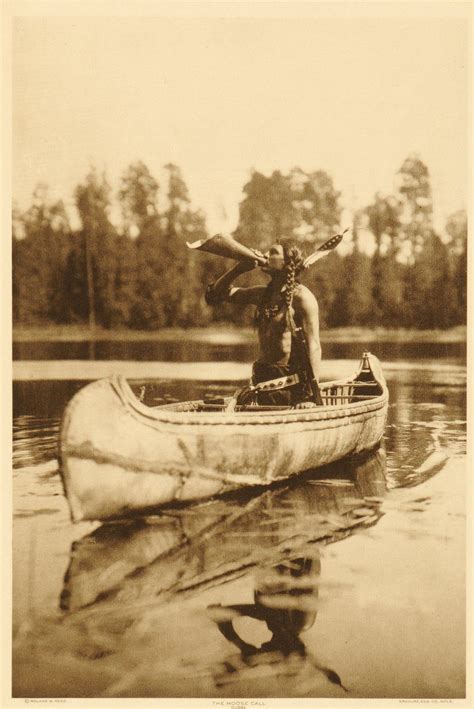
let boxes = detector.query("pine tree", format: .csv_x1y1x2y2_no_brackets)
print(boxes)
162,163,209,326
118,161,162,328
73,168,121,328
331,213,374,326
119,160,159,237
235,170,299,251
302,169,342,243
235,167,341,252
408,233,456,328
396,154,433,262
364,193,404,325
303,252,342,328
445,210,467,325
12,186,71,324
119,162,210,328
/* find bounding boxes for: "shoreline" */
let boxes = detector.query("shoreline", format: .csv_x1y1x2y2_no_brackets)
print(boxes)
12,359,467,381
12,324,467,344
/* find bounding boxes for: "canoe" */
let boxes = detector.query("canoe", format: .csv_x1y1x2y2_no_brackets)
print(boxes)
59,352,389,522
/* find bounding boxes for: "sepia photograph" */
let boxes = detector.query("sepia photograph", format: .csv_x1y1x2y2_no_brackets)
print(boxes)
3,1,470,705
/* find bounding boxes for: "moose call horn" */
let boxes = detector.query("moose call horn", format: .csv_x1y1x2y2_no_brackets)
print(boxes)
186,233,266,264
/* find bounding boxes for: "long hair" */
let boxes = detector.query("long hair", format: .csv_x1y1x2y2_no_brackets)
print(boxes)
279,238,305,329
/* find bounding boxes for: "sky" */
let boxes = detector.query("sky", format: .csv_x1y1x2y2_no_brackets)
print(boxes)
12,5,469,238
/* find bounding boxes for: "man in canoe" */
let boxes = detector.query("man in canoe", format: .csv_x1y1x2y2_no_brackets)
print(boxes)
205,238,321,408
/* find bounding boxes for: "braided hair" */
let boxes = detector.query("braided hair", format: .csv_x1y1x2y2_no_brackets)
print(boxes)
254,238,305,328
280,239,305,331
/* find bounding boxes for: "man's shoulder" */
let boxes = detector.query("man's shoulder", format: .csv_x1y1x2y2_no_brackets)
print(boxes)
293,284,318,308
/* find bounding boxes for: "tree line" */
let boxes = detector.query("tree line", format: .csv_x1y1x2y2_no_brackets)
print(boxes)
12,156,466,330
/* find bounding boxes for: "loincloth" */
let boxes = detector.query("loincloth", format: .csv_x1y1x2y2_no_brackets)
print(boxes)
236,361,306,407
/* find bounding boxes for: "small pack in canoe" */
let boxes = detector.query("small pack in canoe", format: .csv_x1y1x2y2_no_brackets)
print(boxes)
59,352,389,522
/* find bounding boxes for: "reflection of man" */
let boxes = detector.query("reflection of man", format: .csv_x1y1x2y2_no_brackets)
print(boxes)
209,557,316,658
208,555,347,692
205,239,321,408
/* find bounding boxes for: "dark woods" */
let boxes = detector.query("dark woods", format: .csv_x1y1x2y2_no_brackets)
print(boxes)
12,157,466,330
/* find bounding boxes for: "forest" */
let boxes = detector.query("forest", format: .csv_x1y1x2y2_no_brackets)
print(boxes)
12,156,467,330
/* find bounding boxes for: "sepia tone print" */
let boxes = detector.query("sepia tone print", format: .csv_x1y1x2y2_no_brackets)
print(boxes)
6,2,469,705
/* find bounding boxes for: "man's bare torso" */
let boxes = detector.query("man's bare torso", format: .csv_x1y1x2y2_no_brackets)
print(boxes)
256,286,294,365
205,254,322,383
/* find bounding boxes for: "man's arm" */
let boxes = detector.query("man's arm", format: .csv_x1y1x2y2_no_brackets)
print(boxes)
205,261,265,306
293,286,322,383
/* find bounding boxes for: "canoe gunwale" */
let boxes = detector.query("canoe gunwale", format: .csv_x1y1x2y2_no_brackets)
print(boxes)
111,352,388,428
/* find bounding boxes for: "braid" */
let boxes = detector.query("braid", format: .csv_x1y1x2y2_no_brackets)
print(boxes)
254,239,304,330
285,249,298,308
283,245,303,331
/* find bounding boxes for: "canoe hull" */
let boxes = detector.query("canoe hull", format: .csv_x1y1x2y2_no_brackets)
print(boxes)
59,354,388,521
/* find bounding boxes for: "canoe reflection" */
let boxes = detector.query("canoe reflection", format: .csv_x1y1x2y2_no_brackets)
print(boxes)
61,448,387,614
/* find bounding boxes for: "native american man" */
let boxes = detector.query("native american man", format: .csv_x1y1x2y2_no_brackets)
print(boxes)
205,239,321,408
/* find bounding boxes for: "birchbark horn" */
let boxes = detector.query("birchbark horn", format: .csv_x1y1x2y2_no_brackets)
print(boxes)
186,234,266,264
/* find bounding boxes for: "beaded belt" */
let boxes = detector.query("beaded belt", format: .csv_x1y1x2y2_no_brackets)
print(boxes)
253,373,300,392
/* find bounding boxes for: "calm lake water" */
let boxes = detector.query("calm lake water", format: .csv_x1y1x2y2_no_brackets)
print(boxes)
12,341,467,700
13,338,466,363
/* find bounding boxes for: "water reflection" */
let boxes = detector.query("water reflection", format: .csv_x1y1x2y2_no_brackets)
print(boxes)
13,338,466,362
13,415,60,469
60,449,386,613
207,555,346,692
383,377,465,488
38,451,384,697
13,339,257,362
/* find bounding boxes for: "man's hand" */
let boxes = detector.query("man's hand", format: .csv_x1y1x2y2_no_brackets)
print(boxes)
236,258,261,273
250,248,266,262
238,248,266,270
294,401,318,409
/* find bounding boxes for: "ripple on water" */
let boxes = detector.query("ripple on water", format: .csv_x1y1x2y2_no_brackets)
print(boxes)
13,416,60,470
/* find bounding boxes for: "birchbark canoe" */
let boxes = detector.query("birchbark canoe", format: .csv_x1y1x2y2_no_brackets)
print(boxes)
59,352,388,522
